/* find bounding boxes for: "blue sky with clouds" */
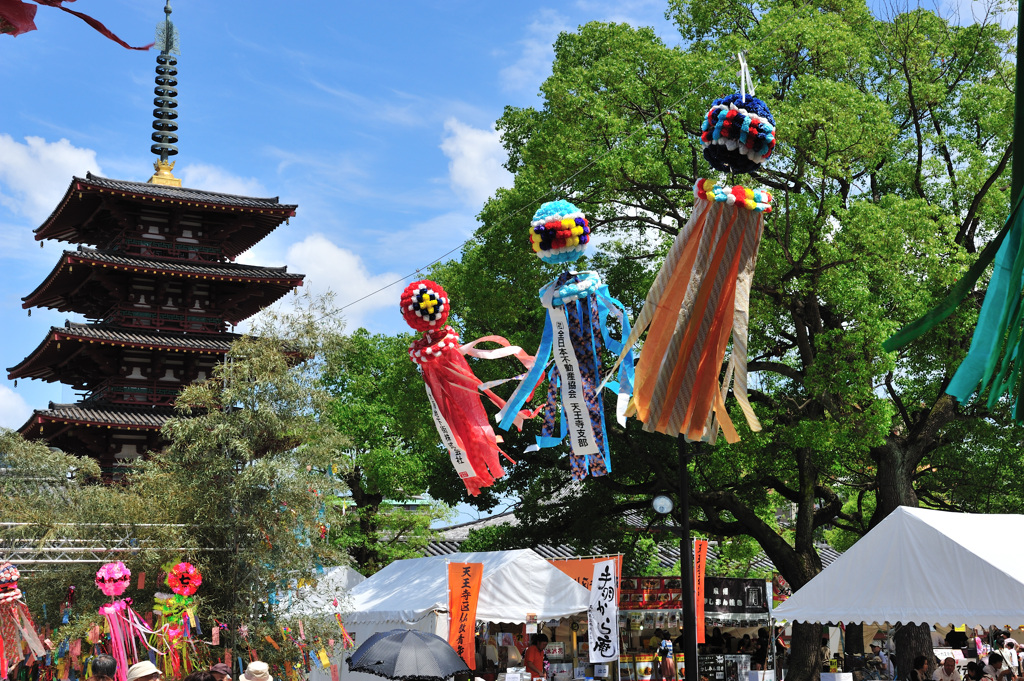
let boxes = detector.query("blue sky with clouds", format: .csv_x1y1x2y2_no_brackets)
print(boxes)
0,0,682,430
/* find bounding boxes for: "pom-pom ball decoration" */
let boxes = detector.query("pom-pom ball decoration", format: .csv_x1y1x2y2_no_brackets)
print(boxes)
700,93,776,174
95,561,132,597
401,280,538,496
0,562,44,680
166,562,202,597
497,200,635,481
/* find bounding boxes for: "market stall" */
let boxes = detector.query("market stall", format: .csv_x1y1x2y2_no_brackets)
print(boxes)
325,550,592,681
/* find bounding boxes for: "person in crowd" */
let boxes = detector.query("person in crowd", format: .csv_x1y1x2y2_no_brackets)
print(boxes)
983,653,1012,681
184,673,215,681
210,664,232,681
88,655,117,681
709,628,726,652
239,662,272,681
775,627,789,670
1000,640,1019,676
752,629,769,671
525,633,549,681
865,655,887,681
934,657,962,681
966,664,985,681
909,655,931,681
821,638,832,669
737,635,752,654
871,643,895,679
126,661,163,681
660,629,676,681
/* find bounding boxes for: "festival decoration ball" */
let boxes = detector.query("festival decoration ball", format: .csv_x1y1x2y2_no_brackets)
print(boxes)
400,280,450,332
700,93,777,174
166,562,202,597
0,562,21,604
95,561,132,597
529,200,591,264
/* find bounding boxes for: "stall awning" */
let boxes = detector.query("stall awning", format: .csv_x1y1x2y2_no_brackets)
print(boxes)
774,506,1024,627
345,549,592,625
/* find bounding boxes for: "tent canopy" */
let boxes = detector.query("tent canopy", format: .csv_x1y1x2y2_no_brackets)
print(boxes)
774,506,1024,627
344,549,592,625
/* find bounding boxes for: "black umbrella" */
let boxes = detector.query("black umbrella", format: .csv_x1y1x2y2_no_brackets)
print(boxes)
346,629,471,681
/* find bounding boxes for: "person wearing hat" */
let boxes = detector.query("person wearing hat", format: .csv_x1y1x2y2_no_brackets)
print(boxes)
241,661,273,681
871,643,895,679
210,663,232,681
126,661,162,681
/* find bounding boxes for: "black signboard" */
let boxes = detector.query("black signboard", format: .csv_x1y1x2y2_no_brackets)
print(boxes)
699,655,725,681
704,578,768,616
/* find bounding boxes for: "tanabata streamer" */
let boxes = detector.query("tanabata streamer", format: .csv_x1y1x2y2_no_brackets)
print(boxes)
608,71,776,443
497,200,635,480
150,563,205,677
401,280,537,496
94,562,159,681
0,562,45,679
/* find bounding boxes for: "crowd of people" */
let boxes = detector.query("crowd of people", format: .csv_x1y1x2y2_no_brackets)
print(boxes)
84,656,274,681
860,630,1024,681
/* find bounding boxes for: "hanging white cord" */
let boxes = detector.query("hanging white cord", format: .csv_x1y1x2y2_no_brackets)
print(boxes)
737,51,756,102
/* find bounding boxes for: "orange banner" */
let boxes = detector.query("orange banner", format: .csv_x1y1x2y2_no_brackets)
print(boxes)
693,539,708,644
549,556,623,601
448,562,483,669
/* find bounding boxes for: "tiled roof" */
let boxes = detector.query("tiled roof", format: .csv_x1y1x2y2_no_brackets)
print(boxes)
428,511,843,574
56,322,236,351
31,402,174,429
80,173,295,211
69,247,301,280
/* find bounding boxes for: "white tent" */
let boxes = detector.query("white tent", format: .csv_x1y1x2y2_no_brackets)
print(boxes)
324,549,592,681
774,506,1024,626
282,565,366,617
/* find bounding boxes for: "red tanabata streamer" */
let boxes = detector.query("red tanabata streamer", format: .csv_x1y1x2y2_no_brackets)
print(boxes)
0,0,153,49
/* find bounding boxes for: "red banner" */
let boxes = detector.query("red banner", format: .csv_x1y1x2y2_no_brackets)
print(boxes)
693,539,708,644
448,562,483,669
549,556,623,602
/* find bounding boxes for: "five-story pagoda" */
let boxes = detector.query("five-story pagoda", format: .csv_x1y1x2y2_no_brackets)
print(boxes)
8,2,305,475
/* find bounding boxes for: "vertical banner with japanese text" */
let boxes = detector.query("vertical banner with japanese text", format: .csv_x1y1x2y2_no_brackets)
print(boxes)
694,539,708,644
587,559,619,663
448,562,483,669
549,556,623,602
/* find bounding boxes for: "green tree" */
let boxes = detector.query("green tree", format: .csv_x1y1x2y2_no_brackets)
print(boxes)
322,328,452,574
427,6,1019,679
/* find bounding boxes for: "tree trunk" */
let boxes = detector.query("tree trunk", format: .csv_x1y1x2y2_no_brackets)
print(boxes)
871,440,918,527
787,622,824,681
846,623,864,655
895,624,933,681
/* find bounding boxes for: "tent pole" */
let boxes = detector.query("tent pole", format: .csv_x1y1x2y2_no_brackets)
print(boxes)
679,439,698,681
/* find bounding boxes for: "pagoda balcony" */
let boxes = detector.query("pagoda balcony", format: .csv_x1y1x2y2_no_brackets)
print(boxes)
89,379,184,406
103,302,227,334
112,234,224,262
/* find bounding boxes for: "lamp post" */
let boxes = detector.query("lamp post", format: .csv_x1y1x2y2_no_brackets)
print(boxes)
652,440,698,681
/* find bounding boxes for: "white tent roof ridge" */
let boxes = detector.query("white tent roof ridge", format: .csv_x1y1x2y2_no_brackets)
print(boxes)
774,506,1024,627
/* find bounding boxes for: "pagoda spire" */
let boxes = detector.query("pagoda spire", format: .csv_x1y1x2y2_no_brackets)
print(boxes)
148,0,181,187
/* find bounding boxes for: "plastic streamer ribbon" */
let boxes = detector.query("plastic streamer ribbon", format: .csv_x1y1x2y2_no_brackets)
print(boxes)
884,192,1024,417
498,270,634,479
401,280,538,496
607,180,771,442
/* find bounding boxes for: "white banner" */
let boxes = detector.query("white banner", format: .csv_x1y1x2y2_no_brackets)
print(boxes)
424,382,477,479
588,559,619,663
549,306,600,458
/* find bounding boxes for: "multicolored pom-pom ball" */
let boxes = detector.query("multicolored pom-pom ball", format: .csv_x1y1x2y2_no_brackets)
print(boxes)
166,561,202,597
400,280,450,332
529,200,590,264
0,562,21,604
700,93,776,174
95,561,131,597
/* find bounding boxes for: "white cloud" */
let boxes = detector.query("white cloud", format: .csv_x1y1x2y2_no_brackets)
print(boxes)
499,9,571,93
0,385,32,430
283,233,402,331
440,119,512,209
0,135,102,223
177,163,268,197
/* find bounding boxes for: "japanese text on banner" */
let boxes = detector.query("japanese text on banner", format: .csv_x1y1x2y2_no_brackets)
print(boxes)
424,383,477,479
447,562,483,669
550,308,599,457
694,539,708,644
587,559,619,663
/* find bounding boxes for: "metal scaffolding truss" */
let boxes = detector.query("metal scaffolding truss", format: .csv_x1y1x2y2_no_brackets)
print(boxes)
0,522,228,566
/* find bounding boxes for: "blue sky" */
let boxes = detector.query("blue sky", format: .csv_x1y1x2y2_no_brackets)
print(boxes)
0,0,681,430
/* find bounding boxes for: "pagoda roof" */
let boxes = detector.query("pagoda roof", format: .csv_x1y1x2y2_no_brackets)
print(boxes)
8,322,235,385
34,173,298,258
23,247,304,322
25,402,173,431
